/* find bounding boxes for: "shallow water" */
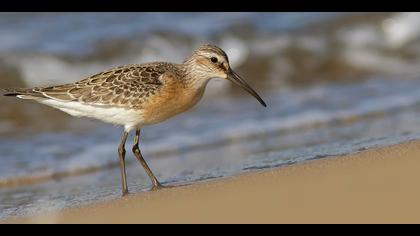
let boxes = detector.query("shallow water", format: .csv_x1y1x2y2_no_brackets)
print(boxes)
1,12,420,219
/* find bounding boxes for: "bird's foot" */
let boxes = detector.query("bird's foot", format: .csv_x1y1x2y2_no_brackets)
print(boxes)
151,183,173,191
121,190,129,197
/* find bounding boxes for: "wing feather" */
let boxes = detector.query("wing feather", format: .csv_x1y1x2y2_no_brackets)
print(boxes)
3,63,178,108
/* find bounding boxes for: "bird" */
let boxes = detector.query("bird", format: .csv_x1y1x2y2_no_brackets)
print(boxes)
1,44,267,196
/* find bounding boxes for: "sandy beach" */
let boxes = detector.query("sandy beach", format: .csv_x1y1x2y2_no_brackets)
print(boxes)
2,140,420,224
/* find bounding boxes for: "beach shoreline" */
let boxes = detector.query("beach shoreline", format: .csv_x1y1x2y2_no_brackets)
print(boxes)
4,139,420,224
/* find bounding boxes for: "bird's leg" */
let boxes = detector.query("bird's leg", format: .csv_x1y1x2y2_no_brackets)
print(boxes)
132,128,163,190
118,131,129,197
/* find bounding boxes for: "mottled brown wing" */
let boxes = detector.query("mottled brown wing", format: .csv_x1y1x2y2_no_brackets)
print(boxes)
35,63,170,108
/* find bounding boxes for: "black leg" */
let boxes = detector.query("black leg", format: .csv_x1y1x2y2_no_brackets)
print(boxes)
118,131,129,196
132,128,163,190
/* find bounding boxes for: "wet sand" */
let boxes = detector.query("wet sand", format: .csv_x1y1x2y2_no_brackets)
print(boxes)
4,140,420,224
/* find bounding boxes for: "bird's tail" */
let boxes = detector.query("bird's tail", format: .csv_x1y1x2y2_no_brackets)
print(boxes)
1,88,22,97
1,88,43,99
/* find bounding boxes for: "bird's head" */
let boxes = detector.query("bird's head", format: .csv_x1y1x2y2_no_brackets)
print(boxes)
184,44,266,107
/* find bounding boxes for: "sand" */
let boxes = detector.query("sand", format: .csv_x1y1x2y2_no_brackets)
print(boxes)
4,140,420,224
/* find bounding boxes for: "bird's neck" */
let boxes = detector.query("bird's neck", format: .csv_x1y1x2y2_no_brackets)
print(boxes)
180,62,212,91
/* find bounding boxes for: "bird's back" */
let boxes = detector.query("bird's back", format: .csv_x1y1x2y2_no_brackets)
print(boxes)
2,62,182,109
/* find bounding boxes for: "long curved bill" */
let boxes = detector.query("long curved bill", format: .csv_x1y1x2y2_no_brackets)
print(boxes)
227,70,267,107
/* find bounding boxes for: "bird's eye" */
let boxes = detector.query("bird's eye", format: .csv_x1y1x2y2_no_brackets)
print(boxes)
210,57,218,63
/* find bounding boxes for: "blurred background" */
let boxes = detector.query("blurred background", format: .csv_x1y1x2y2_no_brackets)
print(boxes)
2,12,420,218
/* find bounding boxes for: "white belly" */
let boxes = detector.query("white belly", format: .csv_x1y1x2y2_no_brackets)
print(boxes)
38,99,144,131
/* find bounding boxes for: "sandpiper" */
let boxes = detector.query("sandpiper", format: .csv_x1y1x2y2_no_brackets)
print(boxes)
1,44,266,196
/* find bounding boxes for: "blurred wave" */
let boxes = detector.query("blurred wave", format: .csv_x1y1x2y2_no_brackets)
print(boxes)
2,12,420,90
3,12,420,134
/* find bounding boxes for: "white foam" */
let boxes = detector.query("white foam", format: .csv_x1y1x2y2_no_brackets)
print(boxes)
382,12,420,49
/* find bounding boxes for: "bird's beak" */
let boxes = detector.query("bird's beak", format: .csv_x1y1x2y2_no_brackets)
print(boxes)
227,70,267,107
